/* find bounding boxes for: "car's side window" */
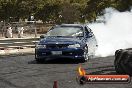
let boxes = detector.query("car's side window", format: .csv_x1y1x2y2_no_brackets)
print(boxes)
86,26,92,33
88,26,94,37
84,27,89,37
85,26,93,38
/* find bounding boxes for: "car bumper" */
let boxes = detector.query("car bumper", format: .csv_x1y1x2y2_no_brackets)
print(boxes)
35,48,85,60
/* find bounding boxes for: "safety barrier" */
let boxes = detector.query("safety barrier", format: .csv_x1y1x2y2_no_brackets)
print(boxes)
0,38,39,55
0,37,39,49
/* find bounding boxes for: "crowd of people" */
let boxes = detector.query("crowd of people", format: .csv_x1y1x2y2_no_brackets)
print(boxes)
4,25,24,38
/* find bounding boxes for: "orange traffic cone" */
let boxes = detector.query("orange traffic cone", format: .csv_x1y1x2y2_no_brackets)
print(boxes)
53,81,58,88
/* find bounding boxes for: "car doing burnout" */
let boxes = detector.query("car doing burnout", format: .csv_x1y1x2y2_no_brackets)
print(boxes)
35,24,98,62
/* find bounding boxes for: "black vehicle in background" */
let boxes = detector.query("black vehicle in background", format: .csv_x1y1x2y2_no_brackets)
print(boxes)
114,48,132,75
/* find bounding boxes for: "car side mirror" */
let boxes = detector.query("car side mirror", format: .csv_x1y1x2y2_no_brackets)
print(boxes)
40,35,45,38
89,34,93,37
88,32,93,37
86,33,92,38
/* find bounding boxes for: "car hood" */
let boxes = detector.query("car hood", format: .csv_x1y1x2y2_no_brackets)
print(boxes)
39,37,84,45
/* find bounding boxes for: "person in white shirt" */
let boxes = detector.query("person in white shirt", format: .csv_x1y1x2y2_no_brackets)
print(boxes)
18,27,24,38
6,26,13,38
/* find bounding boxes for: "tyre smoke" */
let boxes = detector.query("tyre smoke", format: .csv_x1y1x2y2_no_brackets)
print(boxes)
88,8,132,57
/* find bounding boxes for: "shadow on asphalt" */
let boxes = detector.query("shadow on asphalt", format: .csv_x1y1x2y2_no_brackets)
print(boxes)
28,58,83,64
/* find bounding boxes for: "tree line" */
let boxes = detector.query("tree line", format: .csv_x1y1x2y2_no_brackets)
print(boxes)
0,0,132,24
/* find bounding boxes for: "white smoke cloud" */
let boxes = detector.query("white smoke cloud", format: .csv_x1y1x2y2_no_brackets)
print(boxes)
88,7,132,57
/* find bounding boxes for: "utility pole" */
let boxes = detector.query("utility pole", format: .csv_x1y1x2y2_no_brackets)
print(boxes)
34,19,37,38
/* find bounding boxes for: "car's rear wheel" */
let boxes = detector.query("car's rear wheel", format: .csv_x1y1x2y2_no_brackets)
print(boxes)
82,46,89,62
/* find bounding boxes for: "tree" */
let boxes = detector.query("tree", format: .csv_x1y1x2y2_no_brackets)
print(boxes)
84,0,132,22
0,0,132,23
35,3,61,23
0,0,46,21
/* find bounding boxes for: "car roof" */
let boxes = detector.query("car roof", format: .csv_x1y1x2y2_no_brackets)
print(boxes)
57,24,85,27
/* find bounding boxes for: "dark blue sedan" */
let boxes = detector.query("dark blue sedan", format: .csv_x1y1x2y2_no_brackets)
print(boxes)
35,24,98,62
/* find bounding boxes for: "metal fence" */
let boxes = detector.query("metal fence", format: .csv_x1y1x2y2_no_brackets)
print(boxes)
0,22,53,38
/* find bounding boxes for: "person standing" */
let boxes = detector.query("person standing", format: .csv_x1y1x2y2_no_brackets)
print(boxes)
5,26,13,38
18,27,24,38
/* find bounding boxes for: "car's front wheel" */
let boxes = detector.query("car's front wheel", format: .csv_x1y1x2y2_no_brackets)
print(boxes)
35,56,46,63
35,51,45,63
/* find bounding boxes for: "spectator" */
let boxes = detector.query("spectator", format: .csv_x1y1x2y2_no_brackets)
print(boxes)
5,26,13,38
18,27,24,38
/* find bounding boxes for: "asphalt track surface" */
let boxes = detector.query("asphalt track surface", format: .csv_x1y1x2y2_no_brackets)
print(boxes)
0,55,131,88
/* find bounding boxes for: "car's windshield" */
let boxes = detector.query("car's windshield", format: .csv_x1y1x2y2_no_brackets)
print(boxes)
46,26,84,37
